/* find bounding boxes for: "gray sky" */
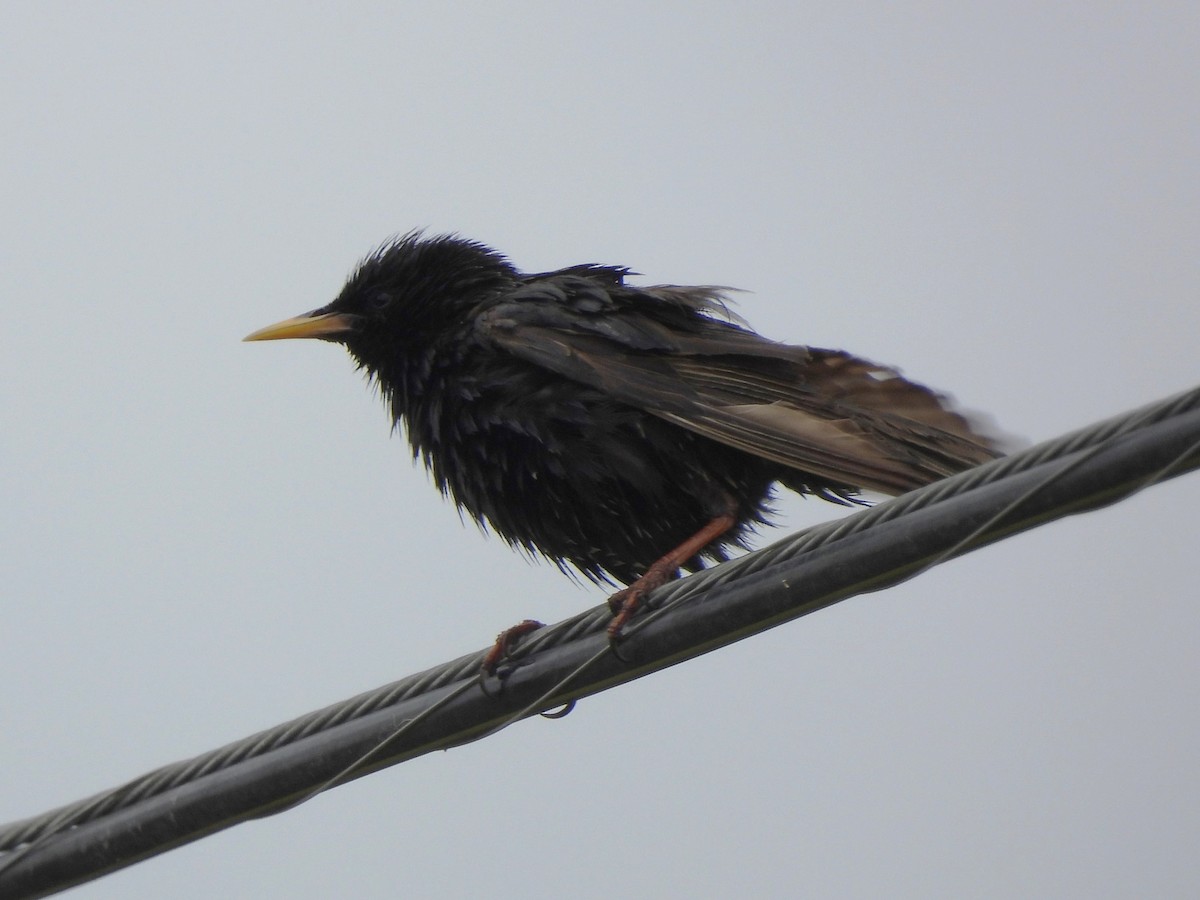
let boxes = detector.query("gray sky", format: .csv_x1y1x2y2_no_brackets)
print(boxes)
3,4,1198,898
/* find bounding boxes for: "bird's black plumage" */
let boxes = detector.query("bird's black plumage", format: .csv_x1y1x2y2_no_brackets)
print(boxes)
246,232,1001,587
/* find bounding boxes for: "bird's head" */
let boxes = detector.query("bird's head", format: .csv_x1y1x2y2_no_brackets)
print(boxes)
243,232,516,364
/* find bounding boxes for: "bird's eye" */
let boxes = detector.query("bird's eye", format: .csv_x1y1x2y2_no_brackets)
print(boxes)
368,291,394,311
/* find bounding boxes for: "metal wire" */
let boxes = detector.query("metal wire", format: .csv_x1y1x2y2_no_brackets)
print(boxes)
1,385,1197,898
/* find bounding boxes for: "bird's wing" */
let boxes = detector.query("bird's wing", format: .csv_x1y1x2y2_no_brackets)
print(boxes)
476,285,1001,496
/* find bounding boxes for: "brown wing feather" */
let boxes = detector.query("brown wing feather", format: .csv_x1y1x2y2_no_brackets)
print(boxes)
481,311,1001,496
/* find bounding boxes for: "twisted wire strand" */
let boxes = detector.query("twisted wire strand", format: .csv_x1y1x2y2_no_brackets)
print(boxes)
2,385,1197,862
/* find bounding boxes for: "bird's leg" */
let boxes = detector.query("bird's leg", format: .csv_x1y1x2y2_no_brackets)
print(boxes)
607,497,738,644
481,619,544,677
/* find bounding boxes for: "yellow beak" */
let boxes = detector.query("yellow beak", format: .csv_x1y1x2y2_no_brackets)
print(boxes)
243,311,357,342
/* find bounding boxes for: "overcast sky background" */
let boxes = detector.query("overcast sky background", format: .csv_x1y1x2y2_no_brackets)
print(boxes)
3,4,1198,898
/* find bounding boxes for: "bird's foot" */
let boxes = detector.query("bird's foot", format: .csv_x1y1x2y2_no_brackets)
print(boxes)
606,561,679,647
604,508,738,655
481,619,545,677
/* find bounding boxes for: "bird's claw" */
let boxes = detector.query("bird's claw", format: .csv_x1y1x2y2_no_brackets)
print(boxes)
480,619,545,680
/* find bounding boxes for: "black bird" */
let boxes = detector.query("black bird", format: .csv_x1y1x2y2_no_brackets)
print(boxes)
246,232,1001,655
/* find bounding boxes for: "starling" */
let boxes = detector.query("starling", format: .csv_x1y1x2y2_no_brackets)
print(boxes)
246,232,1001,656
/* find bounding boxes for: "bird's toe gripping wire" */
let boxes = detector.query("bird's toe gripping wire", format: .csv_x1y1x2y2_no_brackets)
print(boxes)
605,508,738,660
479,619,545,686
